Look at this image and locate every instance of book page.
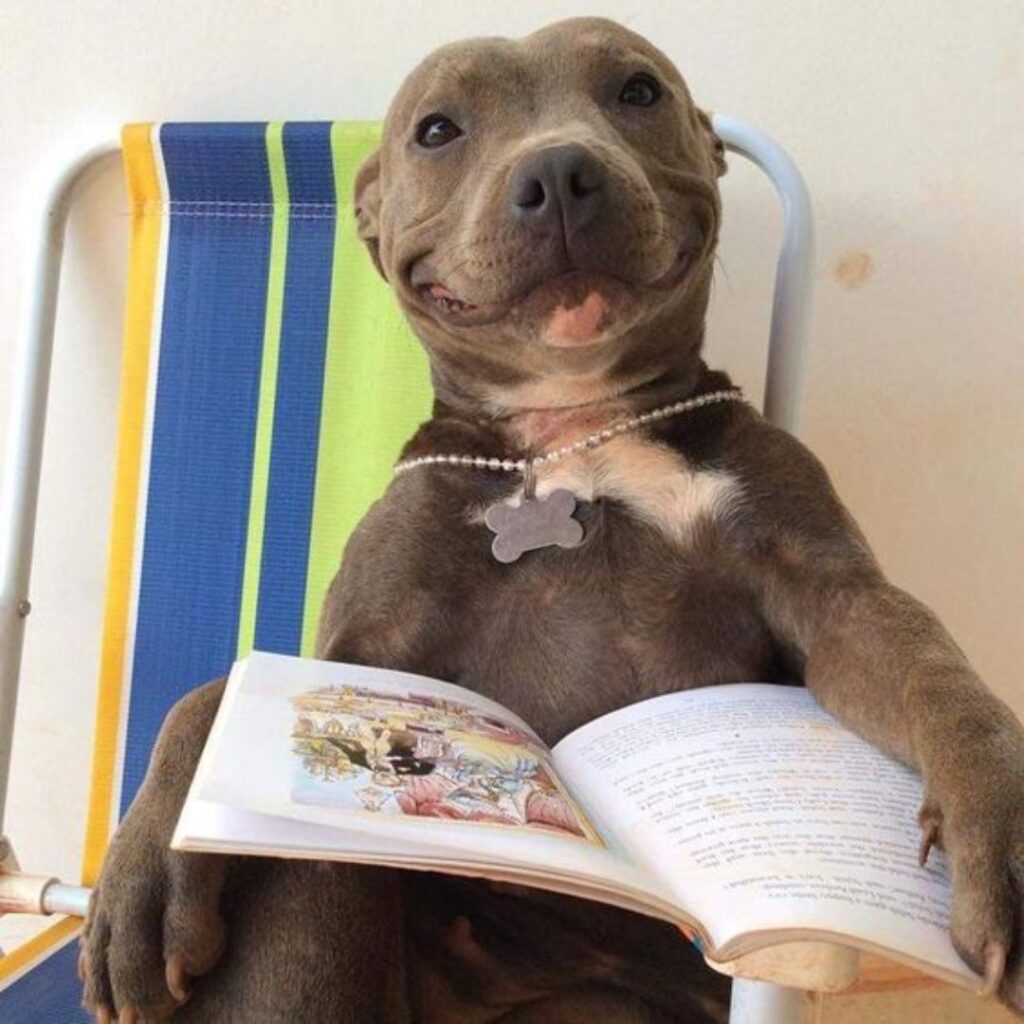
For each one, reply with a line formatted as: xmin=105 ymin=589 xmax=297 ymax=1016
xmin=174 ymin=652 xmax=670 ymax=915
xmin=175 ymin=798 xmax=680 ymax=922
xmin=553 ymin=684 xmax=977 ymax=983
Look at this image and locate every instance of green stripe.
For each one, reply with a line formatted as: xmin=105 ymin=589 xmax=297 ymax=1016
xmin=237 ymin=122 xmax=290 ymax=657
xmin=301 ymin=122 xmax=432 ymax=655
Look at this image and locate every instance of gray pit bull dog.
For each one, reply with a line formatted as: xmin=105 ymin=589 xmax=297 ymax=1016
xmin=81 ymin=16 xmax=1024 ymax=1023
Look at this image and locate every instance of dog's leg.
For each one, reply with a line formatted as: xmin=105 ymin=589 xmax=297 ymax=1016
xmin=173 ymin=859 xmax=408 ymax=1023
xmin=82 ymin=679 xmax=230 ymax=1021
xmin=801 ymin=582 xmax=1023 ymax=1005
xmin=743 ymin=428 xmax=1024 ymax=1011
xmin=496 ymin=986 xmax=701 ymax=1023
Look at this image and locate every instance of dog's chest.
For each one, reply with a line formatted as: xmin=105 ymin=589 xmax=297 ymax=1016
xmin=448 ymin=439 xmax=776 ymax=742
xmin=500 ymin=434 xmax=740 ymax=547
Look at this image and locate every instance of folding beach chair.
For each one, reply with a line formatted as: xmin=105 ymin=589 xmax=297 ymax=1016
xmin=0 ymin=117 xmax=813 ymax=1023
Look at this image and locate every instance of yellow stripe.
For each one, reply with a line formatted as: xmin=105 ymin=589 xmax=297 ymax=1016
xmin=81 ymin=124 xmax=163 ymax=885
xmin=0 ymin=918 xmax=81 ymax=985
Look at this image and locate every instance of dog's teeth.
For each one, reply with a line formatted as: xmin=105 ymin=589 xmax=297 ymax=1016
xmin=424 ymin=284 xmax=475 ymax=315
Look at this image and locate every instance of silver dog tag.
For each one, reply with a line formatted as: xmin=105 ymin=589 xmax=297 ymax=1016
xmin=484 ymin=489 xmax=584 ymax=563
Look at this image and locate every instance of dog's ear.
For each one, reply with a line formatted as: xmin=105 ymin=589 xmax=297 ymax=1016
xmin=353 ymin=149 xmax=386 ymax=280
xmin=696 ymin=109 xmax=727 ymax=178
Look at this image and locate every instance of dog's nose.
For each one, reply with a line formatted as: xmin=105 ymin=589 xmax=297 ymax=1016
xmin=508 ymin=144 xmax=605 ymax=235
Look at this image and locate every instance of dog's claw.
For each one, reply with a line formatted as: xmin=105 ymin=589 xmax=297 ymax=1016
xmin=918 ymin=819 xmax=940 ymax=867
xmin=95 ymin=1007 xmax=113 ymax=1024
xmin=979 ymin=940 xmax=1006 ymax=998
xmin=166 ymin=951 xmax=191 ymax=1004
xmin=78 ymin=947 xmax=88 ymax=982
xmin=118 ymin=1008 xmax=139 ymax=1024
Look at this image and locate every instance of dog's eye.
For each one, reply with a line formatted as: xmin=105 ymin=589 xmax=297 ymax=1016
xmin=619 ymin=73 xmax=662 ymax=108
xmin=415 ymin=114 xmax=463 ymax=149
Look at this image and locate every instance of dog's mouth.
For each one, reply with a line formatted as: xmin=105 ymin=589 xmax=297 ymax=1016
xmin=422 ymin=282 xmax=479 ymax=316
xmin=650 ymin=246 xmax=697 ymax=291
xmin=412 ymin=244 xmax=699 ymax=335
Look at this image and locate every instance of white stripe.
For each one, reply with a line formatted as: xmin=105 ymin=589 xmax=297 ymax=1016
xmin=109 ymin=123 xmax=171 ymax=827
xmin=0 ymin=922 xmax=82 ymax=992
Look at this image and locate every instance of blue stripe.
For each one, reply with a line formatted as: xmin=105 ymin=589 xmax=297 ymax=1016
xmin=0 ymin=941 xmax=90 ymax=1023
xmin=121 ymin=123 xmax=272 ymax=814
xmin=253 ymin=123 xmax=335 ymax=653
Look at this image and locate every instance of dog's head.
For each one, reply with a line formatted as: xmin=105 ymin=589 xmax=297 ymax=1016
xmin=355 ymin=17 xmax=726 ymax=412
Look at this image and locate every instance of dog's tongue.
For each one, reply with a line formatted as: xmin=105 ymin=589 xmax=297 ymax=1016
xmin=545 ymin=291 xmax=610 ymax=346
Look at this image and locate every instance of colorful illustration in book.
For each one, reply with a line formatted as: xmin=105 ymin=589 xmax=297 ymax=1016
xmin=290 ymin=683 xmax=600 ymax=843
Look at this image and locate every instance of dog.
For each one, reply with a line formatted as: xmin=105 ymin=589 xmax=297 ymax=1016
xmin=80 ymin=17 xmax=1024 ymax=1022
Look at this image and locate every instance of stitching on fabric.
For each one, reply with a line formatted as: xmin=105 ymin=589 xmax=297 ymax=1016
xmin=164 ymin=211 xmax=337 ymax=220
xmin=136 ymin=199 xmax=333 ymax=209
xmin=171 ymin=200 xmax=336 ymax=208
xmin=135 ymin=200 xmax=339 ymax=218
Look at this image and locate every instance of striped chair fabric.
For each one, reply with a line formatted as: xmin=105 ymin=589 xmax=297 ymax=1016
xmin=0 ymin=121 xmax=432 ymax=1021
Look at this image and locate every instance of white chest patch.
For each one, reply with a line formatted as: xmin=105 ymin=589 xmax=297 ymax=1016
xmin=474 ymin=436 xmax=741 ymax=547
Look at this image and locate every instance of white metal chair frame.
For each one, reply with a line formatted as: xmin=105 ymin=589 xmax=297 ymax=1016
xmin=0 ymin=115 xmax=814 ymax=1023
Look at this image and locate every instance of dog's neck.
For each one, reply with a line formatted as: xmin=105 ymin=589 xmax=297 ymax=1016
xmin=431 ymin=355 xmax=716 ymax=457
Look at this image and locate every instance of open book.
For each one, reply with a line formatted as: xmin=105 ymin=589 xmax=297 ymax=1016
xmin=173 ymin=651 xmax=979 ymax=992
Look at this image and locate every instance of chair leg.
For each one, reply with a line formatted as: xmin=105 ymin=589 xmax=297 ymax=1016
xmin=0 ymin=138 xmax=119 ymax=835
xmin=729 ymin=977 xmax=812 ymax=1023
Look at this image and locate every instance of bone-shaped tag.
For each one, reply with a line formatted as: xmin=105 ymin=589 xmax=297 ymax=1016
xmin=484 ymin=488 xmax=585 ymax=564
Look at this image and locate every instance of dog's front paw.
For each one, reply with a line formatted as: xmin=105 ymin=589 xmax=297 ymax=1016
xmin=920 ymin=782 xmax=1024 ymax=1013
xmin=80 ymin=679 xmax=229 ymax=1022
xmin=81 ymin=830 xmax=227 ymax=1022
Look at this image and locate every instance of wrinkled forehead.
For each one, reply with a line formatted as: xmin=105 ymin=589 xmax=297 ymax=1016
xmin=382 ymin=24 xmax=693 ymax=145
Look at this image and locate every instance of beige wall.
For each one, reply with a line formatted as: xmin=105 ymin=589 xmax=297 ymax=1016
xmin=0 ymin=0 xmax=1020 ymax=923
